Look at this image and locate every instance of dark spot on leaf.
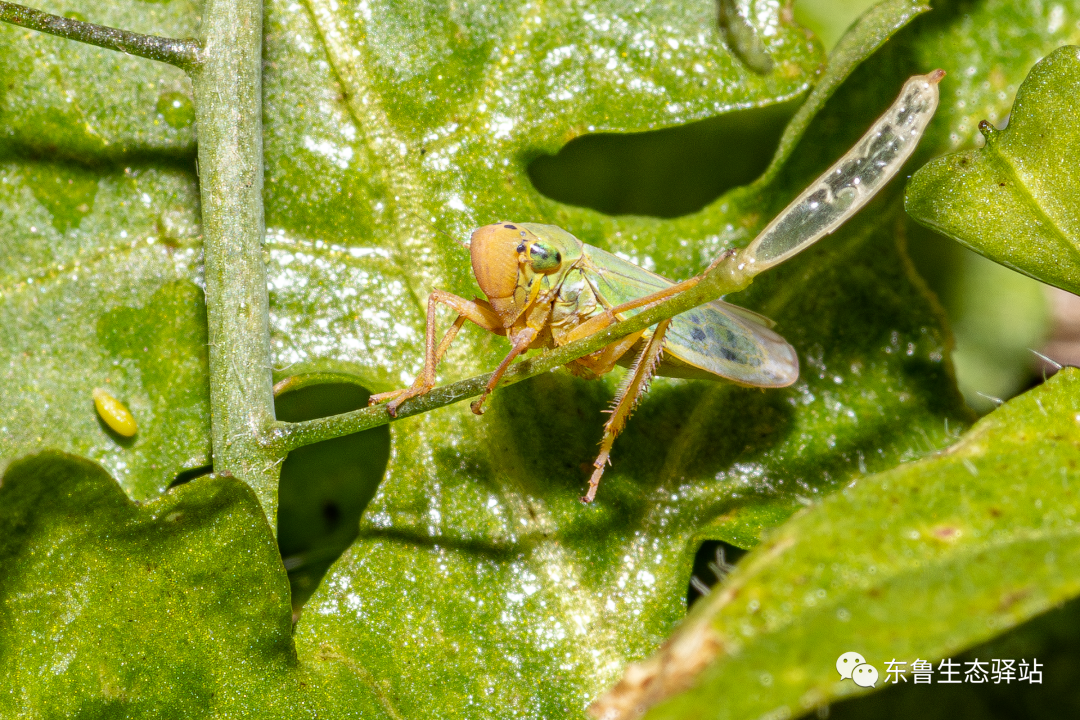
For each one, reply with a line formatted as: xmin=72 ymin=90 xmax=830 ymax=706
xmin=504 ymin=224 xmax=517 ymax=229
xmin=691 ymin=327 xmax=706 ymax=342
xmin=998 ymin=587 xmax=1033 ymax=611
xmin=168 ymin=464 xmax=214 ymax=489
xmin=933 ymin=525 xmax=962 ymax=540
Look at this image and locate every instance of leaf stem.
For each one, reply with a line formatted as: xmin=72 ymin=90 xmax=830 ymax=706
xmin=263 ymin=258 xmax=754 ymax=454
xmin=0 ymin=0 xmax=200 ymax=69
xmin=192 ymin=0 xmax=279 ymax=519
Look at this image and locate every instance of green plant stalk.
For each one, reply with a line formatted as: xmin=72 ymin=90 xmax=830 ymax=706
xmin=0 ymin=0 xmax=199 ymax=69
xmin=190 ymin=0 xmax=280 ymax=520
xmin=264 ymin=256 xmax=754 ymax=453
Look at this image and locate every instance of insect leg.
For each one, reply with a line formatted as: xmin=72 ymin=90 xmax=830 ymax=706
xmin=370 ymin=290 xmax=503 ymax=416
xmin=607 ymin=275 xmax=703 ymax=316
xmin=469 ymin=301 xmax=553 ymax=415
xmin=582 ymin=317 xmax=672 ymax=503
xmin=468 ymin=334 xmax=535 ymax=415
xmin=381 ymin=313 xmax=468 ymax=415
xmin=567 ymin=273 xmax=703 ymax=348
xmin=570 ymin=329 xmax=646 ymax=377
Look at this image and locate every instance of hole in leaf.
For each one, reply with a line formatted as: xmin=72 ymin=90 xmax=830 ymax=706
xmin=528 ymin=100 xmax=798 ymax=218
xmin=687 ymin=539 xmax=749 ymax=608
xmin=274 ymin=374 xmax=391 ymax=619
xmin=168 ymin=464 xmax=213 ymax=489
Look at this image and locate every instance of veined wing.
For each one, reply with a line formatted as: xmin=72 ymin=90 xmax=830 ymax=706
xmin=581 ymin=244 xmax=798 ymax=388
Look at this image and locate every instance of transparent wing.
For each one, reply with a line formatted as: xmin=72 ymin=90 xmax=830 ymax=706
xmin=583 ymin=245 xmax=798 ymax=387
xmin=741 ymin=70 xmax=944 ymax=271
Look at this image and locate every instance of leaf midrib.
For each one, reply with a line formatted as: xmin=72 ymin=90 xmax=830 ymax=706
xmin=986 ymin=138 xmax=1080 ymax=267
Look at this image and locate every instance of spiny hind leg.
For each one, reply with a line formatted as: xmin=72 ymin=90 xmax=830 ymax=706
xmin=369 ymin=290 xmax=503 ymax=416
xmin=582 ymin=318 xmax=671 ymax=503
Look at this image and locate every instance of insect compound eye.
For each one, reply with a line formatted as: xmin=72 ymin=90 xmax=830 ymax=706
xmin=528 ymin=242 xmax=562 ymax=273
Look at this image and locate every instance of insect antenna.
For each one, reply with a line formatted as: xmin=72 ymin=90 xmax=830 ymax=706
xmin=431 ymin=219 xmax=472 ymax=250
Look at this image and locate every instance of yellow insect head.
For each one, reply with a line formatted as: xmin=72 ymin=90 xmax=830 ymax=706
xmin=469 ymin=222 xmax=581 ymax=328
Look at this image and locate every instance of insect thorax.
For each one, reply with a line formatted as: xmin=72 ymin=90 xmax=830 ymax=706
xmin=548 ymin=267 xmax=603 ymax=346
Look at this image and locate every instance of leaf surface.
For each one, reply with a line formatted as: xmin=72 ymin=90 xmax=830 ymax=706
xmin=0 ymin=452 xmax=353 ymax=718
xmin=906 ymin=45 xmax=1080 ymax=295
xmin=2 ymin=0 xmax=1078 ymax=716
xmin=598 ymin=368 xmax=1080 ymax=720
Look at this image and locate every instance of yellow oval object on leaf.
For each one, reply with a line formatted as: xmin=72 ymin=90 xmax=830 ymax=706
xmin=93 ymin=388 xmax=138 ymax=437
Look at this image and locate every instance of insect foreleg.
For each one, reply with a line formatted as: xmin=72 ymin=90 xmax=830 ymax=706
xmin=380 ymin=312 xmax=469 ymax=415
xmin=582 ymin=317 xmax=672 ymax=503
xmin=370 ymin=290 xmax=503 ymax=416
xmin=468 ymin=334 xmax=534 ymax=415
xmin=469 ymin=301 xmax=552 ymax=415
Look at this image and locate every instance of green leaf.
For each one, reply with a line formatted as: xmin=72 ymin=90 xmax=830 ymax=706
xmin=4 ymin=0 xmax=1080 ymax=716
xmin=1 ymin=3 xmax=209 ymax=499
xmin=793 ymin=0 xmax=882 ymax=50
xmin=789 ymin=0 xmax=1078 ymax=414
xmin=260 ymin=0 xmax=827 ymax=381
xmin=0 ymin=452 xmax=337 ymax=717
xmin=906 ymin=45 xmax=1080 ymax=295
xmin=830 ymin=591 xmax=1080 ymax=717
xmin=760 ymin=0 xmax=931 ymax=184
xmin=0 ymin=162 xmax=210 ymax=499
xmin=592 ymin=367 xmax=1080 ymax=720
xmin=0 ymin=1 xmax=198 ymax=159
xmin=292 ymin=203 xmax=969 ymax=717
xmin=274 ymin=375 xmax=391 ymax=615
xmin=262 ymin=0 xmax=983 ymax=712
